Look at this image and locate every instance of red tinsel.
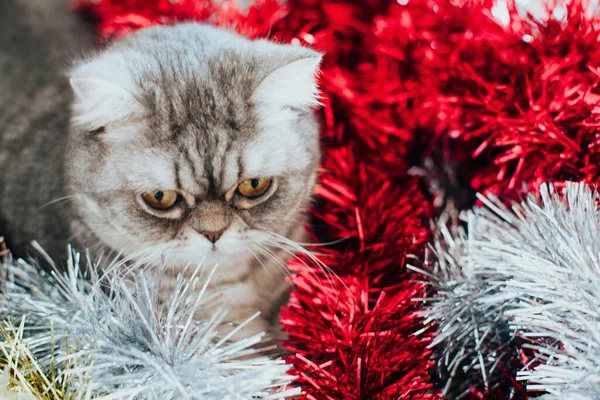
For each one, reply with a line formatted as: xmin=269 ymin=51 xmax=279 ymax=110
xmin=404 ymin=0 xmax=600 ymax=198
xmin=72 ymin=0 xmax=286 ymax=40
xmin=281 ymin=156 xmax=435 ymax=399
xmin=71 ymin=0 xmax=600 ymax=398
xmin=269 ymin=2 xmax=440 ymax=397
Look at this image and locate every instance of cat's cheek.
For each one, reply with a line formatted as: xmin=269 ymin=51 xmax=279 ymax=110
xmin=235 ymin=209 xmax=264 ymax=232
xmin=237 ymin=183 xmax=302 ymax=232
xmin=104 ymin=206 xmax=183 ymax=249
xmin=215 ymin=225 xmax=250 ymax=253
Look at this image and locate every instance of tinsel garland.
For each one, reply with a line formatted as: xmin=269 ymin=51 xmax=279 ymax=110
xmin=407 ymin=0 xmax=600 ymax=397
xmin=0 ymin=246 xmax=299 ymax=399
xmin=408 ymin=0 xmax=600 ymax=199
xmin=415 ymin=213 xmax=526 ymax=399
xmin=421 ymin=182 xmax=600 ymax=399
xmin=3 ymin=0 xmax=597 ymax=398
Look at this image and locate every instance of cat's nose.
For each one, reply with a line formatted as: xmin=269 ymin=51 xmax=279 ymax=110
xmin=201 ymin=229 xmax=225 ymax=244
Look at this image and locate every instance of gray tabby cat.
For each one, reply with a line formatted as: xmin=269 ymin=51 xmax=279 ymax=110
xmin=0 ymin=0 xmax=322 ymax=337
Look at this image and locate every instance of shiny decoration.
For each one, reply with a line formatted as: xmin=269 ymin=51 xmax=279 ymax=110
xmin=72 ymin=0 xmax=286 ymax=41
xmin=420 ymin=213 xmax=527 ymax=399
xmin=281 ymin=155 xmax=437 ymax=399
xmin=423 ymin=182 xmax=600 ymax=399
xmin=398 ymin=0 xmax=600 ymax=200
xmin=0 ymin=246 xmax=299 ymax=399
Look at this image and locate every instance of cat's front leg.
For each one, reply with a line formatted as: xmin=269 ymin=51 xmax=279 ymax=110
xmin=203 ymin=265 xmax=290 ymax=342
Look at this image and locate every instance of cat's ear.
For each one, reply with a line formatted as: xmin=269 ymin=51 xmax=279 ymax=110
xmin=69 ymin=55 xmax=142 ymax=130
xmin=252 ymin=53 xmax=323 ymax=110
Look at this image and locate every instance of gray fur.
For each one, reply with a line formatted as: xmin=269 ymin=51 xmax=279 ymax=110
xmin=0 ymin=8 xmax=321 ymax=337
xmin=0 ymin=0 xmax=96 ymax=260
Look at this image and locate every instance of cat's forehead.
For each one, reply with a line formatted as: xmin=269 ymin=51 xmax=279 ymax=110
xmin=122 ymin=46 xmax=318 ymax=194
xmin=138 ymin=57 xmax=257 ymax=140
xmin=134 ymin=66 xmax=257 ymax=194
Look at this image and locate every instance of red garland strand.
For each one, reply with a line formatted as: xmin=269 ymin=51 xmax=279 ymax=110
xmin=268 ymin=2 xmax=439 ymax=397
xmin=404 ymin=0 xmax=600 ymax=199
xmin=71 ymin=0 xmax=286 ymax=40
xmin=280 ymin=154 xmax=436 ymax=399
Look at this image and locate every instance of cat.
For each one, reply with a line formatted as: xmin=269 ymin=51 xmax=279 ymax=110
xmin=0 ymin=0 xmax=323 ymax=338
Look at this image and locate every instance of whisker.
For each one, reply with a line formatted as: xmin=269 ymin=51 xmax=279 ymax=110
xmin=255 ymin=243 xmax=292 ymax=274
xmin=258 ymin=231 xmax=356 ymax=302
xmin=292 ymin=237 xmax=349 ymax=247
xmin=250 ymin=237 xmax=349 ymax=319
xmin=262 ymin=236 xmax=336 ymax=289
xmin=246 ymin=245 xmax=276 ymax=278
xmin=39 ymin=195 xmax=78 ymax=209
xmin=249 ymin=241 xmax=292 ymax=278
xmin=263 ymin=232 xmax=333 ymax=272
xmin=100 ymin=247 xmax=160 ymax=280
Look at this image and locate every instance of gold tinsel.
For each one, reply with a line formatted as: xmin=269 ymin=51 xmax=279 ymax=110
xmin=0 ymin=318 xmax=72 ymax=400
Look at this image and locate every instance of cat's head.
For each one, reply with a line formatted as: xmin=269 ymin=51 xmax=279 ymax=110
xmin=65 ymin=24 xmax=322 ymax=270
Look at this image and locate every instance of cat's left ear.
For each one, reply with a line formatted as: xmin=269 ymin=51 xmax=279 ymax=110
xmin=68 ymin=53 xmax=142 ymax=131
xmin=252 ymin=51 xmax=323 ymax=110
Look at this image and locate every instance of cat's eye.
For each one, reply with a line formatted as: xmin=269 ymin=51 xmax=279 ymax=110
xmin=237 ymin=178 xmax=272 ymax=199
xmin=142 ymin=190 xmax=179 ymax=210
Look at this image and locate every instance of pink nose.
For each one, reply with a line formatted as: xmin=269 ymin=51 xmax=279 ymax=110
xmin=202 ymin=230 xmax=225 ymax=243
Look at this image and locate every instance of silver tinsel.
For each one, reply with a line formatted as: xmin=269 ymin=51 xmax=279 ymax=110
xmin=418 ymin=182 xmax=600 ymax=399
xmin=485 ymin=183 xmax=600 ymax=399
xmin=412 ymin=212 xmax=523 ymax=399
xmin=0 ymin=246 xmax=299 ymax=399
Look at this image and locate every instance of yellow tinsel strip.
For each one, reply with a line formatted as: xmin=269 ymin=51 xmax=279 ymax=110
xmin=0 ymin=318 xmax=71 ymax=400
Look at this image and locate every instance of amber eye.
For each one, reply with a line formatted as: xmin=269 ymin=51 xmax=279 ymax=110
xmin=237 ymin=178 xmax=272 ymax=199
xmin=142 ymin=190 xmax=179 ymax=210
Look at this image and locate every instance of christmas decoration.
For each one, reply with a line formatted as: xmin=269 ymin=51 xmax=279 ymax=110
xmin=422 ymin=182 xmax=600 ymax=399
xmin=414 ymin=213 xmax=525 ymax=399
xmin=406 ymin=0 xmax=600 ymax=199
xmin=72 ymin=0 xmax=286 ymax=41
xmin=280 ymin=155 xmax=436 ymax=399
xmin=0 ymin=319 xmax=67 ymax=400
xmin=0 ymin=245 xmax=298 ymax=399
xmin=1 ymin=0 xmax=596 ymax=398
xmin=406 ymin=0 xmax=600 ymax=396
xmin=495 ymin=183 xmax=600 ymax=399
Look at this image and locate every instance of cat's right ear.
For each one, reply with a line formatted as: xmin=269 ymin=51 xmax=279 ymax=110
xmin=69 ymin=56 xmax=142 ymax=132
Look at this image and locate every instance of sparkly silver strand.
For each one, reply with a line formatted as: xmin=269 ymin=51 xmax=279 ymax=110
xmin=411 ymin=212 xmax=521 ymax=399
xmin=0 ymin=247 xmax=299 ymax=399
xmin=417 ymin=182 xmax=600 ymax=399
